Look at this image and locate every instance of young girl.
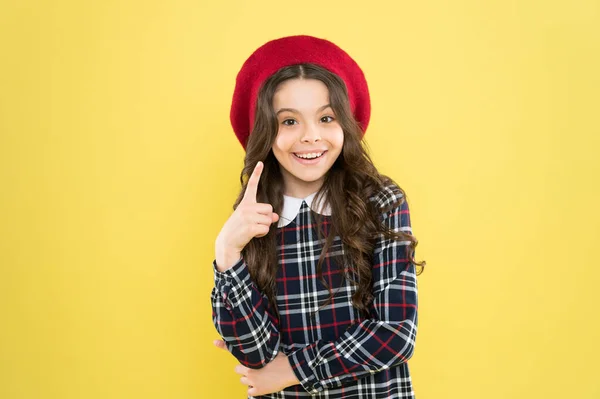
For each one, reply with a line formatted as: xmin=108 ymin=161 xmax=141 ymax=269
xmin=211 ymin=35 xmax=425 ymax=398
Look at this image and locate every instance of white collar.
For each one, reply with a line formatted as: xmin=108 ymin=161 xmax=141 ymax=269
xmin=278 ymin=191 xmax=332 ymax=228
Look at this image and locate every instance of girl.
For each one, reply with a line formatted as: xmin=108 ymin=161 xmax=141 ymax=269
xmin=211 ymin=35 xmax=425 ymax=398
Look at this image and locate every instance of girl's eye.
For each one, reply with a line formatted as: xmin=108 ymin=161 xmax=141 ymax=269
xmin=321 ymin=116 xmax=335 ymax=123
xmin=282 ymin=119 xmax=297 ymax=126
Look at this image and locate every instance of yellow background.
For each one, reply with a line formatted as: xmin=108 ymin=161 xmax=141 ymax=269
xmin=1 ymin=0 xmax=599 ymax=398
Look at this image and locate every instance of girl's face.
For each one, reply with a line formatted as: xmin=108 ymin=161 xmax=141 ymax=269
xmin=271 ymin=78 xmax=344 ymax=198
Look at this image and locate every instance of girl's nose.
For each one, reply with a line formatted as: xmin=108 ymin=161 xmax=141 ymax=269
xmin=301 ymin=124 xmax=321 ymax=143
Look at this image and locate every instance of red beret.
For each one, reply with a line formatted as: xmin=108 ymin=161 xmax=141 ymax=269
xmin=230 ymin=35 xmax=371 ymax=150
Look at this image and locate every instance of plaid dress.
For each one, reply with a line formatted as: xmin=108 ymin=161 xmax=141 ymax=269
xmin=211 ymin=182 xmax=418 ymax=398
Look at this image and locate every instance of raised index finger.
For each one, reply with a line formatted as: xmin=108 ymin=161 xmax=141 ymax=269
xmin=242 ymin=161 xmax=263 ymax=203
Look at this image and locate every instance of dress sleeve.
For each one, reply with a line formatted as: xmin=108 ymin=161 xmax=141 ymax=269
xmin=211 ymin=257 xmax=281 ymax=368
xmin=287 ymin=188 xmax=418 ymax=394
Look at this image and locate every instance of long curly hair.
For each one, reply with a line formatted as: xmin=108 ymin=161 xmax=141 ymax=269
xmin=232 ymin=63 xmax=425 ymax=319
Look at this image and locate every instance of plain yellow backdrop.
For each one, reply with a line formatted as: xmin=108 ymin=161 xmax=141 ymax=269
xmin=1 ymin=0 xmax=599 ymax=398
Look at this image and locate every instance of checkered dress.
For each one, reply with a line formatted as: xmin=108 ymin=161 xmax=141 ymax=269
xmin=211 ymin=183 xmax=418 ymax=398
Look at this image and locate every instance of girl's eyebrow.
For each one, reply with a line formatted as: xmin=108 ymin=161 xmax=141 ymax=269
xmin=276 ymin=103 xmax=332 ymax=115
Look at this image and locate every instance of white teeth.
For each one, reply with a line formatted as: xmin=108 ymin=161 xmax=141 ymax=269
xmin=295 ymin=152 xmax=324 ymax=159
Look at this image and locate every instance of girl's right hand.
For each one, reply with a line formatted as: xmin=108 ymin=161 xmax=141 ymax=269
xmin=214 ymin=161 xmax=279 ymax=272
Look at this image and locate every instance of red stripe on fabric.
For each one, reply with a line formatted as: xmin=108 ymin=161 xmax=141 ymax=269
xmin=326 ymin=250 xmax=340 ymax=339
xmin=333 ymin=345 xmax=351 ymax=374
xmin=357 ymin=322 xmax=408 ymax=363
xmin=280 ymin=228 xmax=293 ymax=343
xmin=372 ymin=258 xmax=409 ymax=269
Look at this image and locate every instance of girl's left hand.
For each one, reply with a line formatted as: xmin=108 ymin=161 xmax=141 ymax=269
xmin=213 ymin=340 xmax=300 ymax=396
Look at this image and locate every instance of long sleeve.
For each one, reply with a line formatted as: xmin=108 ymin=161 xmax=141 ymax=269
xmin=287 ymin=194 xmax=418 ymax=395
xmin=211 ymin=257 xmax=281 ymax=368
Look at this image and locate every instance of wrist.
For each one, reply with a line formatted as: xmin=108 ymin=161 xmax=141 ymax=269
xmin=215 ymin=241 xmax=241 ymax=272
xmin=215 ymin=251 xmax=242 ymax=272
xmin=215 ymin=234 xmax=241 ymax=272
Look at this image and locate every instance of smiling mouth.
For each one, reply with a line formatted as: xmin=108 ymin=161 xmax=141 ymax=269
xmin=293 ymin=151 xmax=326 ymax=160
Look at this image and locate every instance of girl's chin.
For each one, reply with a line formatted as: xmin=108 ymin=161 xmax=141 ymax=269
xmin=288 ymin=171 xmax=326 ymax=184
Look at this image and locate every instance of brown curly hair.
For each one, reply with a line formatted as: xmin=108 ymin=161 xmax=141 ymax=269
xmin=232 ymin=63 xmax=425 ymax=319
